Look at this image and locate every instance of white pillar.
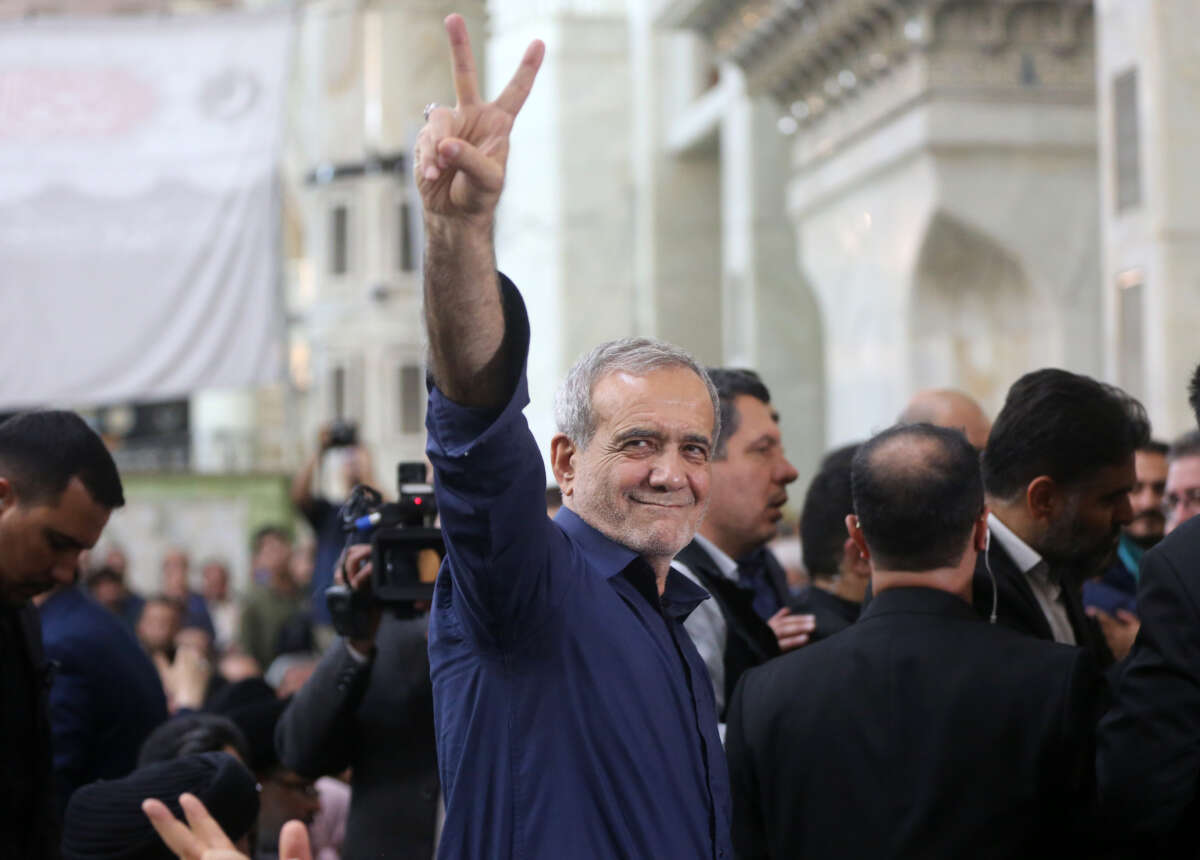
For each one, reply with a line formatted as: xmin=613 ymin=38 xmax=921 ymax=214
xmin=1097 ymin=0 xmax=1200 ymax=437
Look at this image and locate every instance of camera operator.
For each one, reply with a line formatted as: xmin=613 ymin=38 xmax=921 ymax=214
xmin=290 ymin=423 xmax=374 ymax=641
xmin=274 ymin=540 xmax=439 ymax=858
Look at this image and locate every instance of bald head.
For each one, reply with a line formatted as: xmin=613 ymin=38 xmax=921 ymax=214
xmin=899 ymin=389 xmax=991 ymax=449
xmin=851 ymin=423 xmax=985 ymax=571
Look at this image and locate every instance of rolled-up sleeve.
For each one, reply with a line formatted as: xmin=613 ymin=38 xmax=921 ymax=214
xmin=425 ymin=274 xmax=569 ymax=649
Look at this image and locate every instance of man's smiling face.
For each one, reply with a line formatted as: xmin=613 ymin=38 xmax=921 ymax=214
xmin=564 ymin=366 xmax=713 ymax=566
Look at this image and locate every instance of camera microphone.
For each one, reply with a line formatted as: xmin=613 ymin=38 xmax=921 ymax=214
xmin=353 ymin=511 xmax=387 ymax=532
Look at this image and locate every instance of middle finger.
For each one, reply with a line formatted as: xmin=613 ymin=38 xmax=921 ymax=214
xmin=179 ymin=793 xmax=235 ymax=850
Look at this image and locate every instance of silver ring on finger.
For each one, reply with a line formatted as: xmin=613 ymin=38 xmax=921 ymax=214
xmin=423 ymin=101 xmax=439 ymax=122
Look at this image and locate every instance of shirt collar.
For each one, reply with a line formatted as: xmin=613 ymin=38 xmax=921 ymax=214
xmin=692 ymin=533 xmax=740 ymax=582
xmin=859 ymin=585 xmax=978 ymax=623
xmin=554 ymin=506 xmax=710 ymax=620
xmin=554 ymin=506 xmax=638 ymax=578
xmin=987 ymin=512 xmax=1044 ymax=576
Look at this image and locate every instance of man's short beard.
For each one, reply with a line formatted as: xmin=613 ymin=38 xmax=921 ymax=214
xmin=1039 ymin=494 xmax=1121 ymax=583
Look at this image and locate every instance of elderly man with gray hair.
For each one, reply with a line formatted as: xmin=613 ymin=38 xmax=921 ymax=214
xmin=336 ymin=14 xmax=731 ymax=860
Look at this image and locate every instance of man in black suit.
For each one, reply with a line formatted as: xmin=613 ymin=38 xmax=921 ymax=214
xmin=0 ymin=411 xmax=125 ymax=857
xmin=276 ymin=542 xmax=440 ymax=858
xmin=973 ymin=369 xmax=1150 ymax=665
xmin=791 ymin=444 xmax=868 ymax=640
xmin=1098 ymin=363 xmax=1200 ymax=854
xmin=726 ymin=423 xmax=1107 ymax=859
xmin=673 ymin=368 xmax=812 ymax=721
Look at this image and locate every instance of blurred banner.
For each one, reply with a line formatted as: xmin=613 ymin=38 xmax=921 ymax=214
xmin=0 ymin=8 xmax=293 ymax=409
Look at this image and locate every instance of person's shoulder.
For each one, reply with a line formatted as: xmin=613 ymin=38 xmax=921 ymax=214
xmin=968 ymin=619 xmax=1089 ymax=677
xmin=42 ymin=589 xmax=106 ymax=634
xmin=45 ymin=595 xmax=144 ymax=664
xmin=740 ymin=628 xmax=851 ymax=697
xmin=1149 ymin=516 xmax=1200 ymax=570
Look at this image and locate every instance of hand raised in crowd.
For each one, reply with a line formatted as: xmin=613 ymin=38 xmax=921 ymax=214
xmin=1087 ymin=606 xmax=1141 ymax=662
xmin=153 ymin=641 xmax=213 ymax=714
xmin=164 ymin=644 xmax=213 ymax=713
xmin=336 ymin=542 xmax=382 ymax=655
xmin=768 ymin=607 xmax=817 ymax=652
xmin=414 ymin=14 xmax=544 ymax=225
xmin=143 ymin=792 xmax=311 ymax=860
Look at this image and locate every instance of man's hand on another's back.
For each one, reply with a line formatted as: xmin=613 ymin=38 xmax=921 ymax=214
xmin=768 ymin=608 xmax=816 ymax=652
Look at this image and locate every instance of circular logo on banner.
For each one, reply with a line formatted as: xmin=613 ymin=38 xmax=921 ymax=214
xmin=197 ymin=68 xmax=260 ymax=123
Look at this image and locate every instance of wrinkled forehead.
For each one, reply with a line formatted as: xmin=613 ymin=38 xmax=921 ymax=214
xmin=590 ymin=367 xmax=716 ymax=434
xmin=1167 ymin=454 xmax=1200 ymax=489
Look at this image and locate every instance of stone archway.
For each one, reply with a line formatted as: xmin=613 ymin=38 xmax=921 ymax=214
xmin=909 ymin=211 xmax=1056 ymax=416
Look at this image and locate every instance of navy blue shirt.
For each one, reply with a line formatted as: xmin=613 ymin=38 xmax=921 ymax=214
xmin=426 ymin=277 xmax=732 ymax=859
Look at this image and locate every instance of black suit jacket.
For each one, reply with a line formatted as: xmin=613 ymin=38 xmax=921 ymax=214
xmin=1098 ymin=515 xmax=1200 ymax=855
xmin=972 ymin=534 xmax=1114 ymax=667
xmin=727 ymin=586 xmax=1106 ymax=859
xmin=0 ymin=604 xmax=58 ymax=858
xmin=276 ymin=613 xmax=438 ymax=859
xmin=675 ymin=541 xmax=780 ymax=715
xmin=789 ymin=585 xmax=859 ymax=641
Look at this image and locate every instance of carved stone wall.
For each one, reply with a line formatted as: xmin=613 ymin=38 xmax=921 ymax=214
xmin=664 ymin=0 xmax=1104 ymax=444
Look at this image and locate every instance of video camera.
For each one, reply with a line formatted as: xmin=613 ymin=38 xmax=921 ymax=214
xmin=325 ymin=462 xmax=442 ymax=639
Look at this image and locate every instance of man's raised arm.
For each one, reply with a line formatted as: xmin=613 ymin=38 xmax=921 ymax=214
xmin=414 ymin=15 xmax=543 ymax=409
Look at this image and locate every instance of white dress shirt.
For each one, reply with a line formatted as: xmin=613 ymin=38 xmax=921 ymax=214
xmin=673 ymin=534 xmax=740 ymax=728
xmin=987 ymin=513 xmax=1076 ymax=646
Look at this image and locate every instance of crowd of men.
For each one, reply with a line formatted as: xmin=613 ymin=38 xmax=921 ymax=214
xmin=5 ymin=13 xmax=1200 ymax=860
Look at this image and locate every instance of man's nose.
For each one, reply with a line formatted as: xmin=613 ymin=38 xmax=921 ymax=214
xmin=776 ymin=454 xmax=800 ymax=485
xmin=648 ymin=451 xmax=689 ymax=490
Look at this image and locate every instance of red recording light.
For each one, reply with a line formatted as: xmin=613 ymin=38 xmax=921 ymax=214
xmin=414 ymin=497 xmax=423 ymax=505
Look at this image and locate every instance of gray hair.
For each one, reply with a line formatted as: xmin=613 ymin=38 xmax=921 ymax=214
xmin=553 ymin=337 xmax=720 ymax=448
xmin=1168 ymin=429 xmax=1200 ymax=464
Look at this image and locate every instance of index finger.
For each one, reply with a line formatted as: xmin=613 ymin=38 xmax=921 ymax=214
xmin=143 ymin=798 xmax=204 ymax=859
xmin=494 ymin=38 xmax=546 ymax=117
xmin=444 ymin=14 xmax=480 ymax=106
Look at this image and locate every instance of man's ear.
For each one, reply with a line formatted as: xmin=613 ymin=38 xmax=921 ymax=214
xmin=549 ymin=434 xmax=578 ymax=495
xmin=840 ymin=535 xmax=871 ymax=577
xmin=974 ymin=511 xmax=990 ymax=553
xmin=844 ymin=514 xmax=870 ymax=560
xmin=1026 ymin=476 xmax=1059 ymax=522
xmin=0 ymin=477 xmax=12 ymax=510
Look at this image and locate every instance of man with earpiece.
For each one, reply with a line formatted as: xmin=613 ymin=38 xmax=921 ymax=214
xmin=973 ymin=369 xmax=1149 ymax=667
xmin=725 ymin=422 xmax=1108 ymax=859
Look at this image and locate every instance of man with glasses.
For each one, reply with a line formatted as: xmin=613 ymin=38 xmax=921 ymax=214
xmin=208 ymin=679 xmax=320 ymax=859
xmin=1163 ymin=430 xmax=1200 ymax=534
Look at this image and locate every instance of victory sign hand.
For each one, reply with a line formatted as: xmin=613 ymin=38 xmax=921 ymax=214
xmin=414 ymin=14 xmax=544 ymax=225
